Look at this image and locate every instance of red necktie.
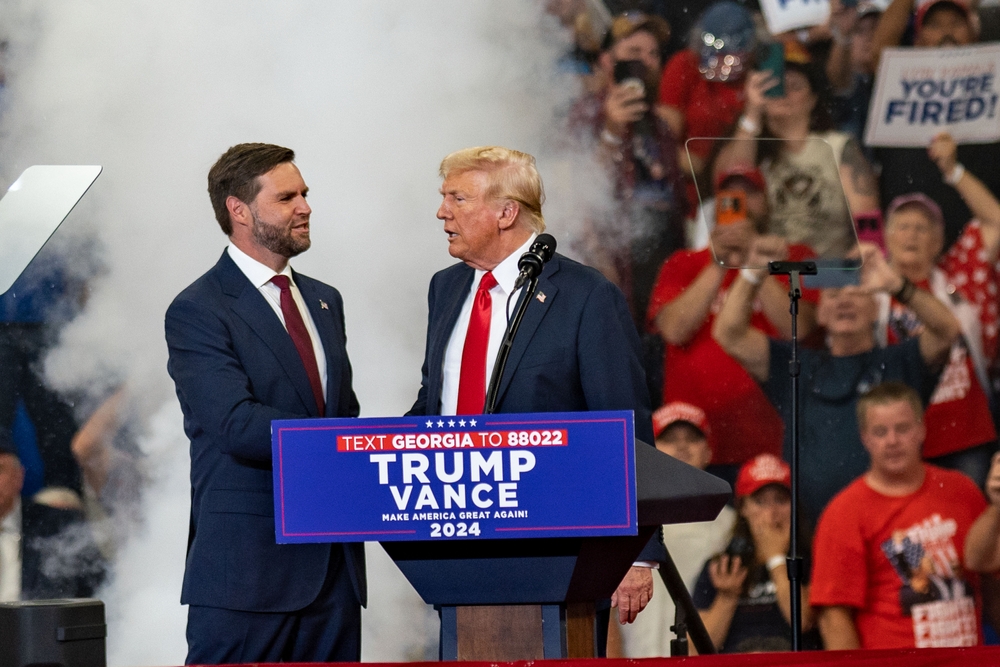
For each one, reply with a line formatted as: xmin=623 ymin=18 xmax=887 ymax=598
xmin=270 ymin=275 xmax=325 ymax=415
xmin=457 ymin=271 xmax=497 ymax=415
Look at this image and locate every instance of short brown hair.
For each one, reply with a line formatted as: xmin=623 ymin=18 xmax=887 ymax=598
xmin=439 ymin=146 xmax=546 ymax=233
xmin=208 ymin=143 xmax=295 ymax=234
xmin=856 ymin=382 xmax=924 ymax=431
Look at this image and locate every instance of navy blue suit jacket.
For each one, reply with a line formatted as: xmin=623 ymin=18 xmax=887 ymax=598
xmin=165 ymin=250 xmax=365 ymax=613
xmin=408 ymin=253 xmax=663 ymax=561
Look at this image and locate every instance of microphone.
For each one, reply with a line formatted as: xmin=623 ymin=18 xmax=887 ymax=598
xmin=513 ymin=234 xmax=557 ymax=289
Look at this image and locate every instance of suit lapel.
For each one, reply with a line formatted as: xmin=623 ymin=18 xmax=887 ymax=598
xmin=217 ymin=252 xmax=319 ymax=416
xmin=297 ymin=275 xmax=341 ymax=418
xmin=494 ymin=258 xmax=561 ymax=406
xmin=428 ymin=266 xmax=475 ymax=413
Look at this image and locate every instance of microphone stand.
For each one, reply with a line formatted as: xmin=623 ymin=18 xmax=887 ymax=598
xmin=484 ymin=274 xmax=540 ymax=414
xmin=767 ymin=259 xmax=815 ymax=652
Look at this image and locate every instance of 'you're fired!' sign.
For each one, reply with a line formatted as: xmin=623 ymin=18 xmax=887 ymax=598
xmin=865 ymin=44 xmax=1000 ymax=147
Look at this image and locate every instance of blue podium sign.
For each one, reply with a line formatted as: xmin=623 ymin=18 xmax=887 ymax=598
xmin=271 ymin=410 xmax=637 ymax=543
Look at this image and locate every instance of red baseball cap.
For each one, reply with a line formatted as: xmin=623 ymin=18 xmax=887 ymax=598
xmin=916 ymin=0 xmax=972 ymax=33
xmin=652 ymin=402 xmax=712 ymax=444
xmin=715 ymin=164 xmax=767 ymax=192
xmin=735 ymin=454 xmax=791 ymax=499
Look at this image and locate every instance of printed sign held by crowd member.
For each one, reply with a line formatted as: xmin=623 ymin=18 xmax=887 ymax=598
xmin=759 ymin=0 xmax=831 ymax=35
xmin=866 ymin=44 xmax=1000 ymax=147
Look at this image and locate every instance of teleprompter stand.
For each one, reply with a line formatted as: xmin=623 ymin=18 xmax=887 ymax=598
xmin=767 ymin=260 xmax=817 ymax=652
xmin=381 ymin=442 xmax=730 ymax=660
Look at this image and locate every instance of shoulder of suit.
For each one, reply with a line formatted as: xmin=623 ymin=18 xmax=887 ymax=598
xmin=168 ymin=261 xmax=227 ymax=310
xmin=545 ymin=253 xmax=614 ymax=290
xmin=429 ymin=262 xmax=473 ymax=289
xmin=294 ymin=270 xmax=341 ymax=296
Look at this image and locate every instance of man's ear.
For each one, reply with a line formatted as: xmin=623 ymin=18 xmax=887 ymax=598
xmin=497 ymin=200 xmax=520 ymax=231
xmin=227 ymin=195 xmax=251 ymax=232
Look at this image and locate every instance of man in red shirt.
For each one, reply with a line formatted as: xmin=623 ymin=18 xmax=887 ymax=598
xmin=812 ymin=382 xmax=986 ymax=649
xmin=647 ymin=166 xmax=816 ymax=483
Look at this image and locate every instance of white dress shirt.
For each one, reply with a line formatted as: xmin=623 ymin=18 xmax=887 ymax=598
xmin=0 ymin=500 xmax=21 ymax=602
xmin=227 ymin=244 xmax=328 ymax=397
xmin=440 ymin=234 xmax=535 ymax=416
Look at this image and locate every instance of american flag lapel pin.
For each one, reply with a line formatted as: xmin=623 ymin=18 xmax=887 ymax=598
xmin=536 ymin=292 xmax=546 ymax=303
xmin=319 ymin=299 xmax=329 ymax=310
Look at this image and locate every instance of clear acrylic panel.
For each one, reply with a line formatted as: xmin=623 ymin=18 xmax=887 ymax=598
xmin=685 ymin=137 xmax=861 ymax=286
xmin=0 ymin=165 xmax=102 ymax=295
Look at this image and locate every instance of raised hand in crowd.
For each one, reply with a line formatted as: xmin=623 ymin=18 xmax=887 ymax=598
xmin=709 ymin=554 xmax=749 ymax=599
xmin=735 ymin=70 xmax=780 ymax=139
xmin=604 ymin=82 xmax=649 ymax=139
xmin=928 ymin=132 xmax=1000 ymax=258
xmin=827 ymin=0 xmax=860 ymax=91
xmin=711 ymin=218 xmax=754 ymax=268
xmin=744 ymin=234 xmax=790 ymax=278
xmin=700 ymin=553 xmax=749 ymax=649
xmin=858 ymin=242 xmax=959 ymax=364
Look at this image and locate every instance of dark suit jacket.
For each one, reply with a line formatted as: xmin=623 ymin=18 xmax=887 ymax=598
xmin=165 ymin=250 xmax=365 ymax=613
xmin=408 ymin=253 xmax=663 ymax=561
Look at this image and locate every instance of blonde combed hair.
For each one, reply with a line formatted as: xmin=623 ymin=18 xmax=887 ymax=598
xmin=439 ymin=146 xmax=546 ymax=233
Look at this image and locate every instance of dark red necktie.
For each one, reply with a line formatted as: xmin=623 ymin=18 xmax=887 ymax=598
xmin=270 ymin=275 xmax=325 ymax=415
xmin=457 ymin=271 xmax=497 ymax=415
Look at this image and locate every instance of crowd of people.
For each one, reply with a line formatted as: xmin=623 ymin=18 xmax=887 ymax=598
xmin=554 ymin=0 xmax=1000 ymax=656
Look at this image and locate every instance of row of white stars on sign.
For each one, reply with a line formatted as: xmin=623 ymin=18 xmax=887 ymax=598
xmin=425 ymin=419 xmax=478 ymax=428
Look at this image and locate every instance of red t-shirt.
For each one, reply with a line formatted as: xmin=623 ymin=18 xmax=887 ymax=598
xmin=885 ymin=223 xmax=998 ymax=458
xmin=811 ymin=465 xmax=986 ymax=649
xmin=646 ymin=246 xmax=817 ymax=465
xmin=658 ymin=49 xmax=745 ymax=160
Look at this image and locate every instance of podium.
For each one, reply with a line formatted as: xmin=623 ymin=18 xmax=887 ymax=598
xmin=380 ymin=442 xmax=730 ymax=660
xmin=272 ymin=412 xmax=731 ymax=661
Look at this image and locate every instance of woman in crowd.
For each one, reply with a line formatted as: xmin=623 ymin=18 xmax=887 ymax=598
xmin=693 ymin=454 xmax=821 ymax=652
xmin=714 ymin=40 xmax=880 ymax=259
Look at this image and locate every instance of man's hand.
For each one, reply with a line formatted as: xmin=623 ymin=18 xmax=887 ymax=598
xmin=744 ymin=508 xmax=790 ymax=562
xmin=858 ymin=242 xmax=903 ymax=294
xmin=708 ymin=554 xmax=748 ymax=599
xmin=611 ymin=565 xmax=653 ymax=624
xmin=604 ymin=83 xmax=648 ymax=138
xmin=747 ymin=234 xmax=789 ymax=267
xmin=928 ymin=132 xmax=958 ymax=177
xmin=829 ymin=0 xmax=859 ymax=39
xmin=742 ymin=71 xmax=780 ymax=124
xmin=0 ymin=453 xmax=24 ymax=520
xmin=711 ymin=221 xmax=753 ymax=267
xmin=741 ymin=234 xmax=789 ymax=283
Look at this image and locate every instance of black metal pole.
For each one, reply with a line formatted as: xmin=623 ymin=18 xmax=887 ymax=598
xmin=659 ymin=547 xmax=715 ymax=655
xmin=484 ymin=275 xmax=539 ymax=414
xmin=767 ymin=260 xmax=815 ymax=652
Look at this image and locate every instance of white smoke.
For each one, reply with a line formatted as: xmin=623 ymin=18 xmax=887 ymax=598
xmin=0 ymin=1 xmax=613 ymax=663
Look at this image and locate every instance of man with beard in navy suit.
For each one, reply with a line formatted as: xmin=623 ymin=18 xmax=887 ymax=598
xmin=408 ymin=145 xmax=664 ymax=630
xmin=165 ymin=143 xmax=364 ymax=664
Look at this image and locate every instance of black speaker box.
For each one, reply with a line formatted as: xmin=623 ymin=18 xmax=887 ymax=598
xmin=0 ymin=599 xmax=106 ymax=667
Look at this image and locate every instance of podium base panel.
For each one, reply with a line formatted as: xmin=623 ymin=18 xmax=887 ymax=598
xmin=441 ymin=602 xmax=596 ymax=660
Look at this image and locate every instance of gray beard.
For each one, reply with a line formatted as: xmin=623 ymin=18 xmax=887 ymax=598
xmin=251 ymin=209 xmax=310 ymax=258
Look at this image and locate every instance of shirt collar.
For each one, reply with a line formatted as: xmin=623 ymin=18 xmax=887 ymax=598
xmin=227 ymin=243 xmax=294 ymax=289
xmin=478 ymin=233 xmax=537 ymax=294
